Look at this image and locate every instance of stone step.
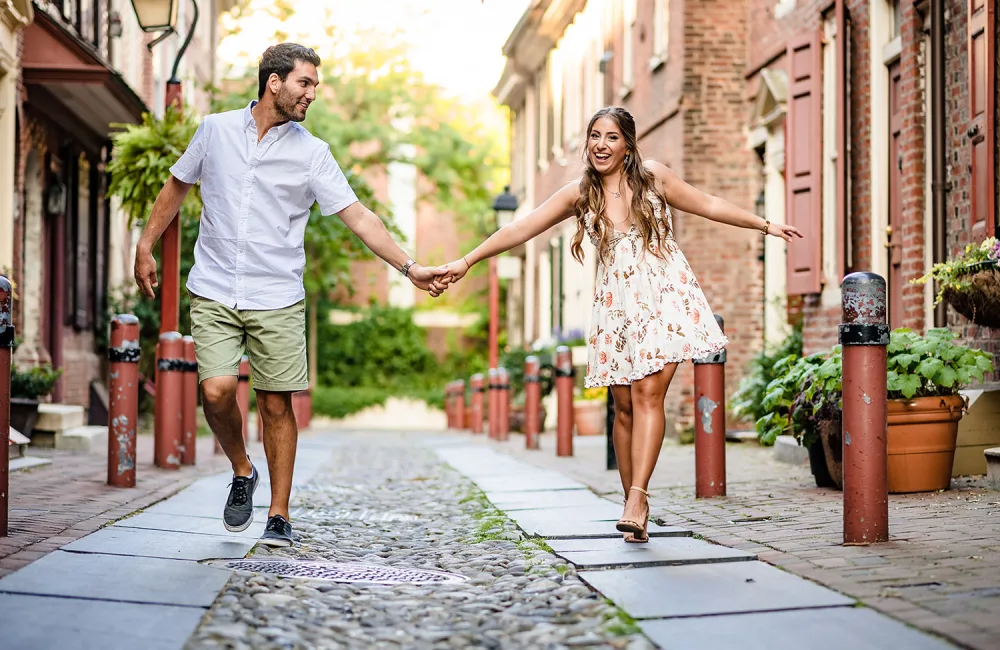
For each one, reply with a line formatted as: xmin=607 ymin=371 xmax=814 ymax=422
xmin=773 ymin=435 xmax=809 ymax=465
xmin=8 ymin=427 xmax=31 ymax=459
xmin=34 ymin=404 xmax=86 ymax=432
xmin=32 ymin=425 xmax=108 ymax=453
xmin=985 ymin=447 xmax=1000 ymax=491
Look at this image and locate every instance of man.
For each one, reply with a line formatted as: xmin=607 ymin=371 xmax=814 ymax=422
xmin=134 ymin=43 xmax=449 ymax=547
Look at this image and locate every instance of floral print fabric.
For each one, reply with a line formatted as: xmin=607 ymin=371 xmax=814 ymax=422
xmin=584 ymin=194 xmax=729 ymax=388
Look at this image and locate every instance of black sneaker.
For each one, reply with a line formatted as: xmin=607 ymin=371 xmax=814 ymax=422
xmin=259 ymin=514 xmax=294 ymax=547
xmin=223 ymin=462 xmax=259 ymax=533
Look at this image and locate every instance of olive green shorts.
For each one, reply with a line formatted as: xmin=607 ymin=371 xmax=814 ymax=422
xmin=189 ymin=295 xmax=308 ymax=392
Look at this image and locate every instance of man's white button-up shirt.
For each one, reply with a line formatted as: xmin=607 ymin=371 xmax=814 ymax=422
xmin=170 ymin=101 xmax=358 ymax=310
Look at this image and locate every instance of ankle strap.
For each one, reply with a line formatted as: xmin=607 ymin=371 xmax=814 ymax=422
xmin=629 ymin=486 xmax=650 ymax=497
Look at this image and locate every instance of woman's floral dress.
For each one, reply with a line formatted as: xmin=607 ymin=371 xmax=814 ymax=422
xmin=584 ymin=192 xmax=729 ymax=388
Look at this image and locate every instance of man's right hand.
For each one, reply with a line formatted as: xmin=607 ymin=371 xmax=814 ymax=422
xmin=134 ymin=247 xmax=159 ymax=298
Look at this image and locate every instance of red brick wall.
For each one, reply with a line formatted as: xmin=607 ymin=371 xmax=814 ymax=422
xmin=59 ymin=328 xmax=100 ymax=407
xmin=897 ymin=1 xmax=930 ymax=331
xmin=944 ymin=0 xmax=999 ymax=382
xmin=661 ymin=0 xmax=760 ymax=431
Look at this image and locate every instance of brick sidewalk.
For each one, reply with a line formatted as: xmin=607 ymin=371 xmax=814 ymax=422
xmin=479 ymin=431 xmax=999 ymax=650
xmin=0 ymin=433 xmax=263 ymax=578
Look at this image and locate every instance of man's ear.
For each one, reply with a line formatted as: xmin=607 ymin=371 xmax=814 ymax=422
xmin=267 ymin=73 xmax=281 ymax=95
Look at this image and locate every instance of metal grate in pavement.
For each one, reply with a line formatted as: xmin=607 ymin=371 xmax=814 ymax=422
xmin=291 ymin=508 xmax=419 ymax=523
xmin=225 ymin=560 xmax=467 ymax=584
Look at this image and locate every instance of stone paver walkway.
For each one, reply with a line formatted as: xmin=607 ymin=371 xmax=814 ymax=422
xmin=1 ymin=428 xmax=991 ymax=649
xmin=484 ymin=430 xmax=1000 ymax=650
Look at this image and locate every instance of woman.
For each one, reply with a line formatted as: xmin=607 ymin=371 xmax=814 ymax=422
xmin=435 ymin=107 xmax=802 ymax=542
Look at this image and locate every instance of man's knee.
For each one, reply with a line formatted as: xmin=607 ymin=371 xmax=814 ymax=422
xmin=256 ymin=392 xmax=293 ymax=420
xmin=201 ymin=377 xmax=237 ymax=409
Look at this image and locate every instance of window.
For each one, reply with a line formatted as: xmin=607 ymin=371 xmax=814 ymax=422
xmin=891 ymin=0 xmax=902 ymax=38
xmin=535 ymin=71 xmax=546 ymax=171
xmin=550 ymin=50 xmax=564 ymax=161
xmin=620 ymin=0 xmax=636 ymax=98
xmin=650 ymin=0 xmax=670 ymax=71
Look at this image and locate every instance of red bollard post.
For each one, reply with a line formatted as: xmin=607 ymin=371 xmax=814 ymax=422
xmin=470 ymin=374 xmax=485 ymax=434
xmin=0 ymin=276 xmax=14 ymax=536
xmin=694 ymin=314 xmax=727 ymax=498
xmin=181 ymin=336 xmax=198 ymax=466
xmin=555 ymin=346 xmax=574 ymax=457
xmin=487 ymin=368 xmax=499 ymax=440
xmin=841 ymin=272 xmax=890 ymax=545
xmin=108 ymin=315 xmax=140 ymax=487
xmin=454 ymin=379 xmax=466 ymax=430
xmin=524 ymin=355 xmax=541 ymax=450
xmin=237 ymin=355 xmax=250 ymax=442
xmin=496 ymin=368 xmax=510 ymax=441
xmin=444 ymin=382 xmax=454 ymax=429
xmin=154 ymin=332 xmax=184 ymax=469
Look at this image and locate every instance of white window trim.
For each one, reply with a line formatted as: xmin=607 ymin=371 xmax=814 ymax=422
xmin=775 ymin=0 xmax=797 ymax=20
xmin=869 ymin=0 xmax=895 ymax=282
xmin=820 ymin=15 xmax=841 ymax=307
xmin=649 ymin=0 xmax=670 ymax=72
xmin=620 ymin=0 xmax=636 ymax=98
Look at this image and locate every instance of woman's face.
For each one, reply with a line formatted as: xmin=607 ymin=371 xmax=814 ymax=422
xmin=588 ymin=116 xmax=627 ymax=175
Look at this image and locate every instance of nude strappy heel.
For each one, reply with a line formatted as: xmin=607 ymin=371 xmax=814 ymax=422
xmin=617 ymin=486 xmax=650 ymax=543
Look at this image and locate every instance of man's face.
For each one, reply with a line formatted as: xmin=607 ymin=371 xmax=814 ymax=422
xmin=273 ymin=61 xmax=318 ymax=122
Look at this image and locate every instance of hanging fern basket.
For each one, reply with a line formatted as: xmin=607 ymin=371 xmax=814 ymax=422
xmin=941 ymin=261 xmax=1000 ymax=329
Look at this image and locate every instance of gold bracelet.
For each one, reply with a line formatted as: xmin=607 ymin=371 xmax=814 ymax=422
xmin=760 ymin=220 xmax=770 ymax=236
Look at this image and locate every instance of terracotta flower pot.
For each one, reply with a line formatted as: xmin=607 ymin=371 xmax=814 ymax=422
xmin=574 ymin=400 xmax=606 ymax=436
xmin=887 ymin=394 xmax=964 ymax=494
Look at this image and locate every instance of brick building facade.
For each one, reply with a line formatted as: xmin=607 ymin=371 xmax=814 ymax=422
xmin=11 ymin=1 xmax=236 ymax=410
xmin=747 ymin=0 xmax=997 ymax=382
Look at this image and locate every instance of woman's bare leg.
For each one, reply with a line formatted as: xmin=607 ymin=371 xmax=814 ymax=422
xmin=610 ymin=385 xmax=634 ymax=498
xmin=621 ymin=363 xmax=679 ymax=528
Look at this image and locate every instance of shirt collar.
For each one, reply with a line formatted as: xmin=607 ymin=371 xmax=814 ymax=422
xmin=244 ymin=100 xmax=294 ymax=138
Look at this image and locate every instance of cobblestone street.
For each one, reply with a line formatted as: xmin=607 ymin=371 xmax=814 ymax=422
xmin=188 ymin=432 xmax=648 ymax=650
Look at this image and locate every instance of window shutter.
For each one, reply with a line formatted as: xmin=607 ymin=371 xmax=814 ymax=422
xmin=969 ymin=0 xmax=996 ymax=238
xmin=74 ymin=154 xmax=91 ymax=331
xmin=785 ymin=30 xmax=823 ymax=295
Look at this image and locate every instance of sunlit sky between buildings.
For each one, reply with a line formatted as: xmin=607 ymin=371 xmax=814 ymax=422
xmin=217 ymin=0 xmax=532 ymax=104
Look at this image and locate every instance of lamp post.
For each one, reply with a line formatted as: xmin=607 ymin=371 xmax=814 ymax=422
xmin=490 ymin=186 xmax=518 ymax=369
xmin=130 ymin=0 xmax=199 ymax=335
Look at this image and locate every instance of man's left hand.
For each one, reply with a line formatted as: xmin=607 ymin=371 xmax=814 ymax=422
xmin=408 ymin=264 xmax=452 ymax=297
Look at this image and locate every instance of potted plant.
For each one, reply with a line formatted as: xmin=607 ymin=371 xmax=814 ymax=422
xmin=883 ymin=328 xmax=994 ymax=493
xmin=574 ymin=385 xmax=608 ymax=436
xmin=10 ymin=362 xmax=63 ymax=439
xmin=757 ymin=328 xmax=995 ymax=493
xmin=913 ymin=237 xmax=1000 ymax=328
xmin=755 ymin=351 xmax=838 ymax=488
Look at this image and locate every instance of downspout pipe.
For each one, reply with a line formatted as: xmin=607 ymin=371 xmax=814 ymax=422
xmin=931 ymin=0 xmax=948 ymax=327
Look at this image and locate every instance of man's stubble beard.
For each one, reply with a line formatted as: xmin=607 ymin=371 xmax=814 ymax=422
xmin=275 ymin=87 xmax=306 ymax=123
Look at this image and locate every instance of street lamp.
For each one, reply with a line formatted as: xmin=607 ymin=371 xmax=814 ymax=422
xmin=488 ymin=186 xmax=519 ymax=369
xmin=129 ymin=0 xmax=200 ymax=336
xmin=129 ymin=0 xmax=178 ymax=33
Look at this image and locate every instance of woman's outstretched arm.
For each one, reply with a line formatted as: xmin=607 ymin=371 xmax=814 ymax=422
xmin=441 ymin=181 xmax=580 ymax=283
xmin=646 ymin=160 xmax=803 ymax=242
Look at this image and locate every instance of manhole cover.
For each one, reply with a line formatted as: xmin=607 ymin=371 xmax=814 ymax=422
xmin=225 ymin=560 xmax=467 ymax=585
xmin=292 ymin=508 xmax=419 ymax=523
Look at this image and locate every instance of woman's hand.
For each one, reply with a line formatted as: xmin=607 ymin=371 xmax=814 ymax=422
xmin=429 ymin=258 xmax=471 ymax=295
xmin=408 ymin=264 xmax=452 ymax=297
xmin=767 ymin=223 xmax=804 ymax=242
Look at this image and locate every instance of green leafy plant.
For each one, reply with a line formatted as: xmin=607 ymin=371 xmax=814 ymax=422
xmin=886 ymin=328 xmax=994 ymax=399
xmin=107 ymin=106 xmax=203 ymax=226
xmin=912 ymin=237 xmax=999 ymax=304
xmin=730 ymin=325 xmax=803 ymax=423
xmin=11 ymin=364 xmax=63 ymax=400
xmin=754 ymin=328 xmax=995 ymax=447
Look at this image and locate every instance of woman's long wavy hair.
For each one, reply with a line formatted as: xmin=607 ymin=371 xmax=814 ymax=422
xmin=570 ymin=107 xmax=669 ymax=266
